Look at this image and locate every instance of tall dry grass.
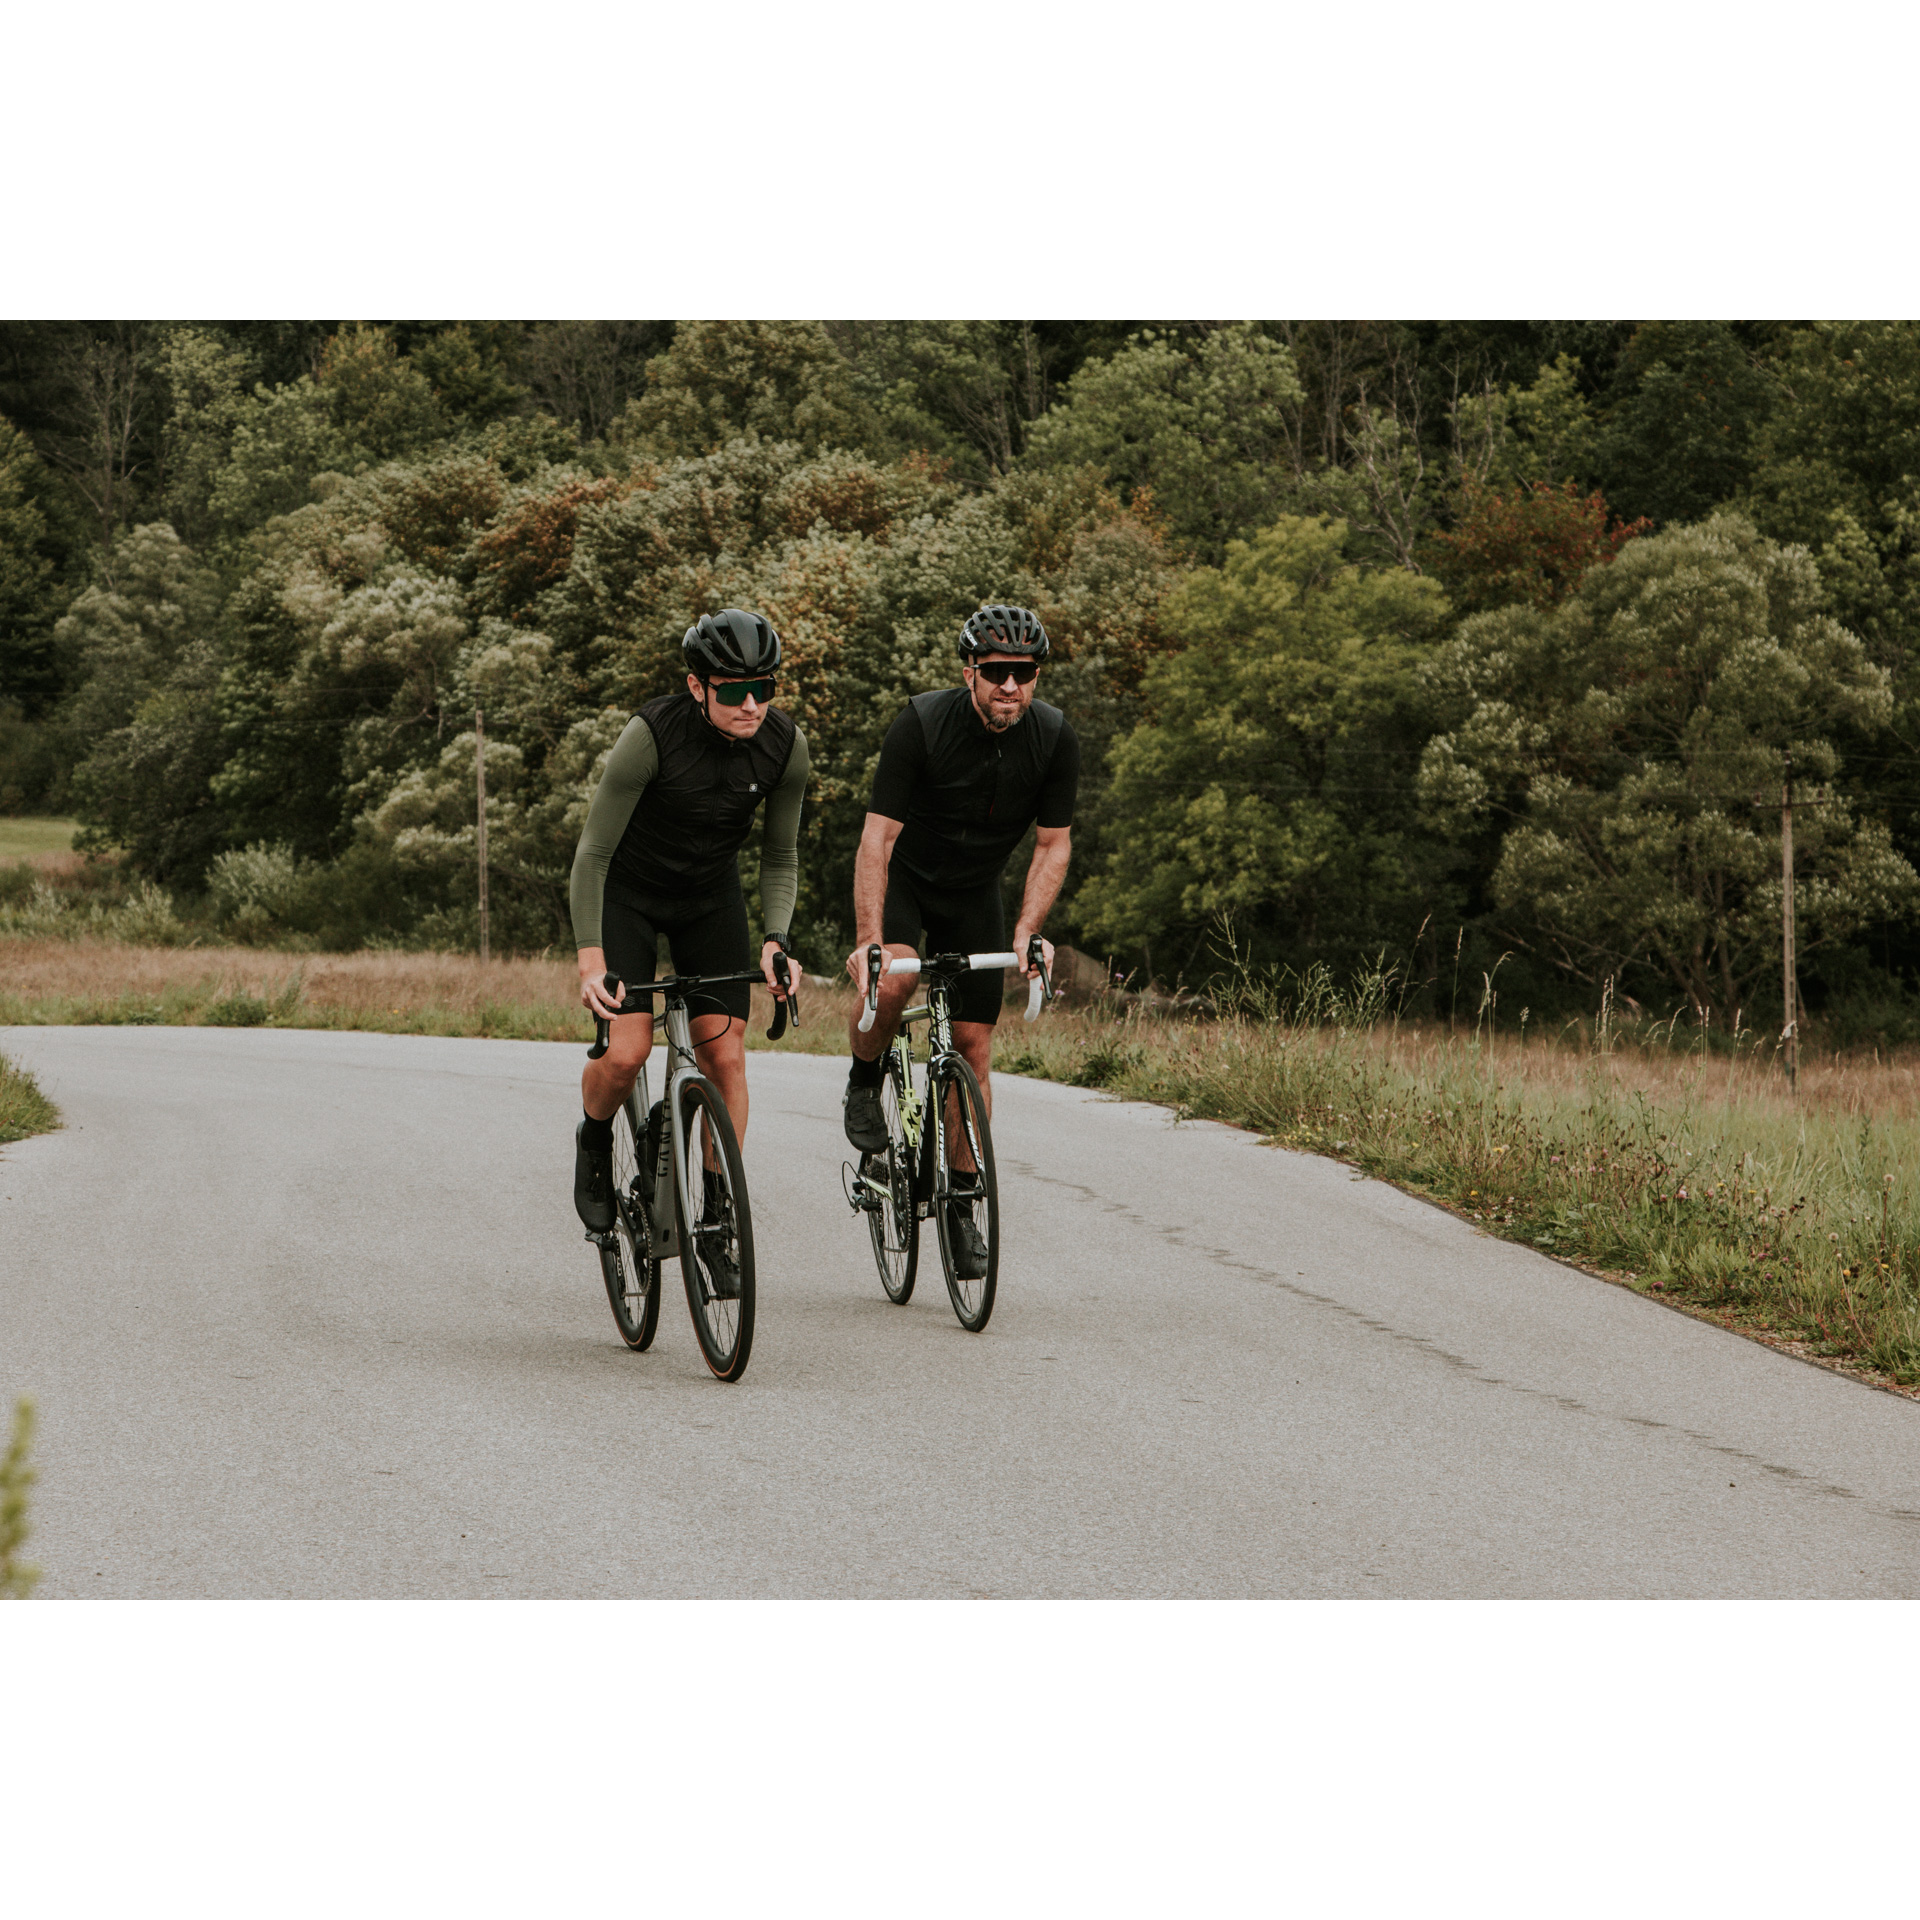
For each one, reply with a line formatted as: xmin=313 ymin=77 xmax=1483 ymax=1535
xmin=0 ymin=937 xmax=586 ymax=1038
xmin=0 ymin=937 xmax=849 ymax=1046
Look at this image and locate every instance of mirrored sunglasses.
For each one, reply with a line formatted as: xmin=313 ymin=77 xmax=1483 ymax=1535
xmin=708 ymin=676 xmax=777 ymax=707
xmin=972 ymin=659 xmax=1038 ymax=686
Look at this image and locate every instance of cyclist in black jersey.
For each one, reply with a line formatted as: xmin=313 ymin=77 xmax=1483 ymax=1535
xmin=842 ymin=604 xmax=1079 ymax=1273
xmin=570 ymin=608 xmax=806 ymax=1232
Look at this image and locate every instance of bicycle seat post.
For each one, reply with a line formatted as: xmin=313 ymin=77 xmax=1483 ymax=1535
xmin=663 ymin=986 xmax=696 ymax=1071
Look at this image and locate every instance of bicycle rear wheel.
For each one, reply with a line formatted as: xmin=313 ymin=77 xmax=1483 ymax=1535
xmin=931 ymin=1055 xmax=998 ymax=1332
xmin=673 ymin=1075 xmax=755 ymax=1381
xmin=598 ymin=1094 xmax=661 ymax=1350
xmin=866 ymin=1045 xmax=919 ymax=1304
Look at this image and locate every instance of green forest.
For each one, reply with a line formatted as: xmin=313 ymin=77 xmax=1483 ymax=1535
xmin=4 ymin=318 xmax=1919 ymax=1039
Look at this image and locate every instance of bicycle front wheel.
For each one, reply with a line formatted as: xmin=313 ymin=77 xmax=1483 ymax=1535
xmin=673 ymin=1076 xmax=756 ymax=1381
xmin=931 ymin=1055 xmax=998 ymax=1332
xmin=599 ymin=1094 xmax=662 ymax=1350
xmin=867 ymin=1047 xmax=920 ymax=1304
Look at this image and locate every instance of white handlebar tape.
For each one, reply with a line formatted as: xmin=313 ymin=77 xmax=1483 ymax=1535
xmin=1025 ymin=975 xmax=1046 ymax=1023
xmin=885 ymin=957 xmax=923 ymax=977
xmin=857 ymin=1001 xmax=878 ymax=1033
xmin=970 ymin=951 xmax=1020 ymax=970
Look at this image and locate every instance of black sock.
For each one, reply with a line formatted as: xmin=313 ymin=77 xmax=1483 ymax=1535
xmin=581 ymin=1109 xmax=613 ymax=1153
xmin=848 ymin=1053 xmax=883 ymax=1089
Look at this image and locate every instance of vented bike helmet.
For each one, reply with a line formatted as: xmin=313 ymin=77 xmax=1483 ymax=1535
xmin=683 ymin=608 xmax=782 ymax=678
xmin=958 ymin=603 xmax=1049 ymax=661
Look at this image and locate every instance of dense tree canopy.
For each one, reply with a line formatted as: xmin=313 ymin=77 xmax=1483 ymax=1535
xmin=1077 ymin=516 xmax=1448 ymax=974
xmin=4 ymin=317 xmax=1920 ymax=1035
xmin=1419 ymin=515 xmax=1915 ymax=1022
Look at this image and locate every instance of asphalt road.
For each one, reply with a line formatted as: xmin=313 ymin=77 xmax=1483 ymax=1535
xmin=3 ymin=1024 xmax=1917 ymax=1597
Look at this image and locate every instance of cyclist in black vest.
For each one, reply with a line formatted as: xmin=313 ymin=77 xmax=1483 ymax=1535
xmin=842 ymin=604 xmax=1079 ymax=1274
xmin=570 ymin=608 xmax=807 ymax=1231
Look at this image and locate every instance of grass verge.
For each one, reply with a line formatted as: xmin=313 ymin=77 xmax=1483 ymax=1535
xmin=997 ymin=989 xmax=1920 ymax=1396
xmin=0 ymin=1052 xmax=59 ymax=1145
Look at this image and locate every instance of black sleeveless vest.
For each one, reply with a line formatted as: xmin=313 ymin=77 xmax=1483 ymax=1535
xmin=608 ymin=690 xmax=798 ymax=903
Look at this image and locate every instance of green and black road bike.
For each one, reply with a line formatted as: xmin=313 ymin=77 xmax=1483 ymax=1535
xmin=586 ymin=957 xmax=797 ymax=1381
xmin=843 ymin=937 xmax=1052 ymax=1332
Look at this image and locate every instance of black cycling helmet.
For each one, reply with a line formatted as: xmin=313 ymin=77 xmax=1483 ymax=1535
xmin=683 ymin=607 xmax=782 ymax=679
xmin=958 ymin=603 xmax=1049 ymax=662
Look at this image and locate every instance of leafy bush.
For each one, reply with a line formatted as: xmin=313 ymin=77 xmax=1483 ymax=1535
xmin=207 ymin=841 xmax=309 ymax=943
xmin=108 ymin=880 xmax=191 ymax=946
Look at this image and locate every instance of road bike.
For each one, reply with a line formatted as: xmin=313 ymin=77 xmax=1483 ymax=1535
xmin=842 ymin=937 xmax=1052 ymax=1332
xmin=585 ymin=958 xmax=798 ymax=1381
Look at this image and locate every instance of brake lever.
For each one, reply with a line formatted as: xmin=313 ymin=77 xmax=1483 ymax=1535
xmin=588 ymin=970 xmax=625 ymax=1059
xmin=1024 ymin=936 xmax=1054 ymax=1024
xmin=856 ymin=942 xmax=883 ymax=1033
xmin=767 ymin=950 xmax=800 ymax=1040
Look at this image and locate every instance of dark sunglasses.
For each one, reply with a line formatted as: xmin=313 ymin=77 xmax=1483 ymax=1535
xmin=706 ymin=676 xmax=777 ymax=707
xmin=971 ymin=659 xmax=1038 ymax=686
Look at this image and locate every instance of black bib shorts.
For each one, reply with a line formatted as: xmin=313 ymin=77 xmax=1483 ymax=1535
xmin=601 ymin=878 xmax=753 ymax=1025
xmin=881 ymin=866 xmax=1008 ymax=1027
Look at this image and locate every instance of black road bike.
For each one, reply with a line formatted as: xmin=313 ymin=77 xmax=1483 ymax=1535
xmin=586 ymin=958 xmax=797 ymax=1381
xmin=843 ymin=937 xmax=1051 ymax=1332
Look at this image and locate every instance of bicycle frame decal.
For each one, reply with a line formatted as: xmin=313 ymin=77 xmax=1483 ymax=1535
xmin=893 ymin=1039 xmax=925 ymax=1151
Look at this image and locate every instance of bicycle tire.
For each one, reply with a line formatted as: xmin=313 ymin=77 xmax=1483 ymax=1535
xmin=867 ymin=1045 xmax=920 ymax=1304
xmin=599 ymin=1094 xmax=662 ymax=1350
xmin=930 ymin=1054 xmax=998 ymax=1332
xmin=673 ymin=1075 xmax=756 ymax=1381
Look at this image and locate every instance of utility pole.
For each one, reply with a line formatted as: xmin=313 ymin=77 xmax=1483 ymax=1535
xmin=472 ymin=710 xmax=487 ymax=960
xmin=1781 ymin=747 xmax=1797 ymax=1090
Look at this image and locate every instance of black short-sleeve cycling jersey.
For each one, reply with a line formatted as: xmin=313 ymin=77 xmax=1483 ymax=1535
xmin=869 ymin=687 xmax=1079 ymax=891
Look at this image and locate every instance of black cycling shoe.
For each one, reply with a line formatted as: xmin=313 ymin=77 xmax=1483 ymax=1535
xmin=946 ymin=1196 xmax=989 ymax=1279
xmin=575 ymin=1121 xmax=616 ymax=1233
xmin=843 ymin=1078 xmax=889 ymax=1154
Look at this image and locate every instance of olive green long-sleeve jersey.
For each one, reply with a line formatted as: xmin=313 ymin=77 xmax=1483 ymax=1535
xmin=568 ymin=716 xmax=810 ymax=948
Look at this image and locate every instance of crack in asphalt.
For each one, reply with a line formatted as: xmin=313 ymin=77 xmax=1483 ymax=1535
xmin=1002 ymin=1155 xmax=1919 ymax=1529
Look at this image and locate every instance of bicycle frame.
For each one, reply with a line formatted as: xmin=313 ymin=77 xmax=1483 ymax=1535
xmin=590 ymin=960 xmax=797 ymax=1260
xmin=851 ymin=944 xmax=1049 ymax=1220
xmin=621 ymin=997 xmax=708 ymax=1260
